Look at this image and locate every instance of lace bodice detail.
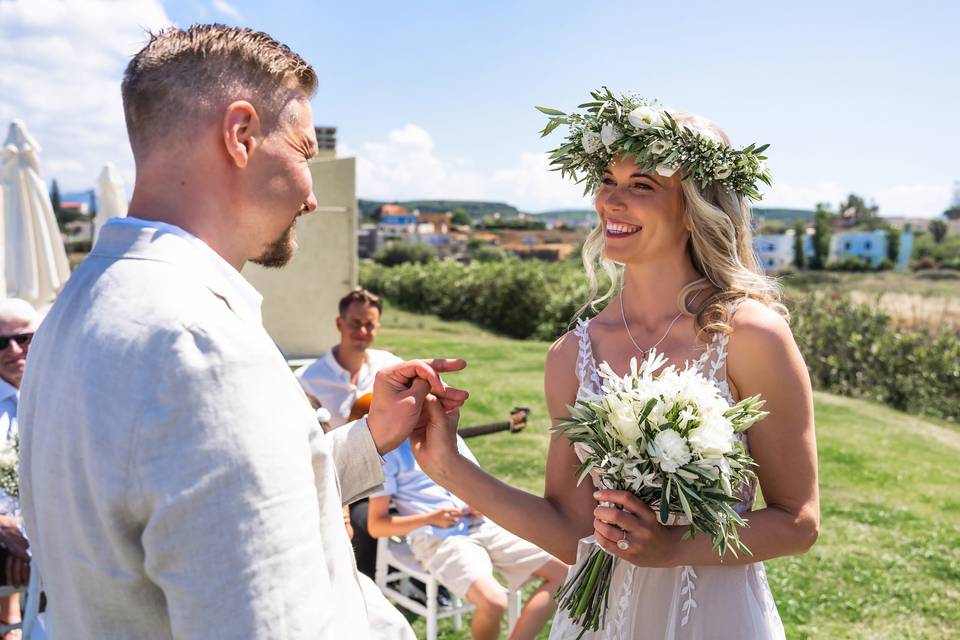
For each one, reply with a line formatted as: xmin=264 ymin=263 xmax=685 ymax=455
xmin=571 ymin=313 xmax=756 ymax=514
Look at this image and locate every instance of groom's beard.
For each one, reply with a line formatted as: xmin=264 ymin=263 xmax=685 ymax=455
xmin=252 ymin=219 xmax=298 ymax=268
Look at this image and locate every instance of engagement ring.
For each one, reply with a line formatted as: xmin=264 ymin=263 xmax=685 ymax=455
xmin=617 ymin=530 xmax=630 ymax=551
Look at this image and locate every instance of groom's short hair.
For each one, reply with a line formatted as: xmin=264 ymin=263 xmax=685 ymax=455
xmin=121 ymin=24 xmax=317 ymax=156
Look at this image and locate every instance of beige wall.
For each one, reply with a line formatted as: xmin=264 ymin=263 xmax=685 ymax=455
xmin=243 ymin=156 xmax=357 ymax=359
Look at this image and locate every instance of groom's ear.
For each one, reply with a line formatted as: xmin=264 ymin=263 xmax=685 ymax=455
xmin=222 ymin=101 xmax=261 ymax=169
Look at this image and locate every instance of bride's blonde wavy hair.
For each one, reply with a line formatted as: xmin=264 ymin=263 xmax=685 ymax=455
xmin=576 ymin=112 xmax=787 ymax=337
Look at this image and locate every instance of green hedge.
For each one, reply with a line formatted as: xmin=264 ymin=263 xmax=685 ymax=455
xmin=362 ymin=259 xmax=601 ymax=340
xmin=362 ymin=260 xmax=960 ymax=421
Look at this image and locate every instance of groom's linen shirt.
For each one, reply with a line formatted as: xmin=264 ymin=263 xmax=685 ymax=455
xmin=19 ymin=217 xmax=385 ymax=639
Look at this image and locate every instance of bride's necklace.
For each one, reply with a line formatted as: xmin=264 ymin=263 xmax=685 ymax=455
xmin=619 ymin=283 xmax=704 ymax=358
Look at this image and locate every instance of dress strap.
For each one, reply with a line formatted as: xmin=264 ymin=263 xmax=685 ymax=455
xmin=572 ymin=318 xmax=604 ymax=396
xmin=702 ymin=300 xmax=745 ymax=400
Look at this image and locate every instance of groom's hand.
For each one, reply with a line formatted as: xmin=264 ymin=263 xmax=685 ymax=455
xmin=367 ymin=358 xmax=468 ymax=455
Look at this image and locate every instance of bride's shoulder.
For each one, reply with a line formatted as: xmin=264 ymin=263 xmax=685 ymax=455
xmin=729 ymin=298 xmax=791 ymax=336
xmin=545 ymin=326 xmax=582 ymax=369
xmin=727 ymin=298 xmax=798 ymax=370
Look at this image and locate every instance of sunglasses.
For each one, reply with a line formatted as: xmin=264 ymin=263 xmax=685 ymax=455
xmin=0 ymin=333 xmax=33 ymax=350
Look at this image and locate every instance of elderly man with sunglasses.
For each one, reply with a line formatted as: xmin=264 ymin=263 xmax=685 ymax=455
xmin=0 ymin=298 xmax=37 ymax=637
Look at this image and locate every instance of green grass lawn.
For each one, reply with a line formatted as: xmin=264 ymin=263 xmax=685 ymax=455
xmin=375 ymin=305 xmax=960 ymax=639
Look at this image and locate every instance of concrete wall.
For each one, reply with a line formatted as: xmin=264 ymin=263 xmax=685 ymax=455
xmin=243 ymin=156 xmax=357 ymax=359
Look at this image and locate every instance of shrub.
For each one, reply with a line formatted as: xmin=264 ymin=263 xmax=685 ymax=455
xmin=876 ymin=258 xmax=895 ymax=271
xmin=373 ymin=242 xmax=435 ymax=267
xmin=911 ymin=256 xmax=938 ymax=271
xmin=826 ymin=257 xmax=871 ymax=272
xmin=472 ymin=246 xmax=509 ymax=263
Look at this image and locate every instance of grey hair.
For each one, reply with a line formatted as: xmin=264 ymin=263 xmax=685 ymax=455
xmin=0 ymin=298 xmax=38 ymax=329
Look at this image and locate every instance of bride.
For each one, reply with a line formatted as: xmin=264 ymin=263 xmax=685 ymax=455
xmin=413 ymin=90 xmax=819 ymax=639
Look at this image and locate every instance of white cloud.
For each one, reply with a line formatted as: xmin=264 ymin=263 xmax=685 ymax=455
xmin=348 ymin=124 xmax=591 ymax=212
xmin=872 ymin=183 xmax=953 ymax=218
xmin=763 ymin=180 xmax=952 ymax=218
xmin=0 ymin=0 xmax=172 ymax=192
xmin=211 ymin=0 xmax=242 ymax=20
xmin=762 ymin=181 xmax=849 ymax=211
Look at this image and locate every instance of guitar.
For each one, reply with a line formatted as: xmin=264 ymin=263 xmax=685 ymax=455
xmin=348 ymin=392 xmax=373 ymax=422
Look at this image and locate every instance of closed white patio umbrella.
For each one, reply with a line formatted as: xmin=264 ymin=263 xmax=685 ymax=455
xmin=94 ymin=162 xmax=127 ymax=242
xmin=1 ymin=120 xmax=70 ymax=306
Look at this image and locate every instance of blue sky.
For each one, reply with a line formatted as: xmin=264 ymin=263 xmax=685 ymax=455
xmin=2 ymin=0 xmax=957 ymax=215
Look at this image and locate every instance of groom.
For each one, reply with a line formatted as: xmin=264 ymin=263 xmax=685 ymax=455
xmin=18 ymin=25 xmax=466 ymax=639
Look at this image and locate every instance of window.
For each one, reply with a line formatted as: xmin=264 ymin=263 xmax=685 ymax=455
xmin=865 ymin=241 xmax=872 ymax=250
xmin=844 ymin=241 xmax=852 ymax=251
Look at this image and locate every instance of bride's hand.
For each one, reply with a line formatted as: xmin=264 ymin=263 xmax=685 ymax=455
xmin=592 ymin=490 xmax=679 ymax=568
xmin=409 ymin=393 xmax=463 ymax=484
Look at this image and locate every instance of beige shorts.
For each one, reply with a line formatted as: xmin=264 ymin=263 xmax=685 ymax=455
xmin=408 ymin=521 xmax=554 ymax=597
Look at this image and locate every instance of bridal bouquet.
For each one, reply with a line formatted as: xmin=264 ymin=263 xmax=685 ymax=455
xmin=554 ymin=351 xmax=768 ymax=636
xmin=0 ymin=434 xmax=18 ymax=499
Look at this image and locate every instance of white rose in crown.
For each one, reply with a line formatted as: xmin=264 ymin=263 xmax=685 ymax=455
xmin=649 ymin=140 xmax=670 ymax=156
xmin=600 ymin=123 xmax=622 ymax=150
xmin=656 ymin=164 xmax=677 ymax=178
xmin=581 ymin=130 xmax=603 ymax=154
xmin=648 ymin=428 xmax=691 ymax=473
xmin=628 ymin=106 xmax=663 ymax=129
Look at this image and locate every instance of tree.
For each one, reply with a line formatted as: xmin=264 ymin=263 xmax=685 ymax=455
xmin=811 ymin=205 xmax=833 ymax=270
xmin=837 ymin=193 xmax=879 ymax=227
xmin=929 ymin=219 xmax=948 ymax=244
xmin=451 ymin=207 xmax=472 ymax=226
xmin=50 ymin=179 xmax=62 ymax=213
xmin=792 ymin=220 xmax=806 ymax=269
xmin=885 ymin=226 xmax=900 ymax=263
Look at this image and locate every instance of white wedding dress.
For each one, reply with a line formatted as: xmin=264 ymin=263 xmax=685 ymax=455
xmin=549 ymin=318 xmax=786 ymax=640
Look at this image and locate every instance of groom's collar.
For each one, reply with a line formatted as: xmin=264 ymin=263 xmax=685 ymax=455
xmin=91 ymin=217 xmax=264 ymax=324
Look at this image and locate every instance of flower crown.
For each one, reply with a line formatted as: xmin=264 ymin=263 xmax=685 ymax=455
xmin=537 ymin=87 xmax=772 ymax=200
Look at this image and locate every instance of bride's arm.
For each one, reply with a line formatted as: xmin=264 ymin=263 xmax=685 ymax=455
xmin=412 ymin=331 xmax=596 ymax=563
xmin=593 ymin=300 xmax=820 ymax=567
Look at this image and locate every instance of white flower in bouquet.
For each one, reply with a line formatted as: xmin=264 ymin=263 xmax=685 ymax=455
xmin=688 ymin=416 xmax=736 ymax=456
xmin=648 ymin=428 xmax=691 ymax=473
xmin=600 ymin=123 xmax=622 ymax=150
xmin=581 ymin=130 xmax=603 ymax=154
xmin=606 ymin=395 xmax=642 ymax=446
xmin=627 ymin=105 xmax=663 ymax=129
xmin=0 ymin=443 xmax=17 ymax=468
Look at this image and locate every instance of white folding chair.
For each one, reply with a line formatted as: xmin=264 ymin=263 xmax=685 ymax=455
xmin=375 ymin=536 xmax=521 ymax=640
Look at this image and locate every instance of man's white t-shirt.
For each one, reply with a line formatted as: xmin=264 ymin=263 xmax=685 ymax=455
xmin=295 ymin=348 xmax=402 ymax=428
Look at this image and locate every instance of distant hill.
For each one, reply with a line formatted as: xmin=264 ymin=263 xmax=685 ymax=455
xmin=357 ymin=201 xmax=812 ymax=223
xmin=533 ymin=209 xmax=595 ymax=220
xmin=358 ymin=199 xmax=521 ymax=219
xmin=753 ymin=207 xmax=814 ymax=223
